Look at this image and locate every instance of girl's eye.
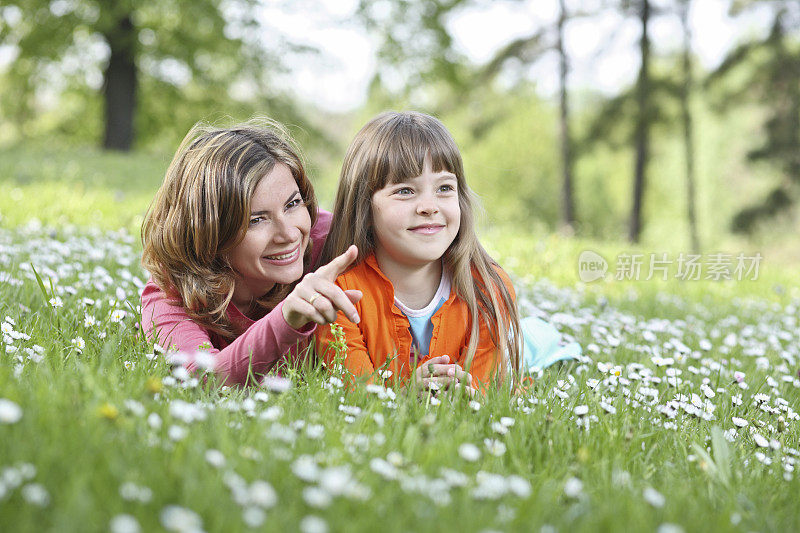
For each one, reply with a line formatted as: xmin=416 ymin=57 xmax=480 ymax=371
xmin=395 ymin=187 xmax=413 ymax=196
xmin=439 ymin=184 xmax=456 ymax=193
xmin=249 ymin=216 xmax=265 ymax=226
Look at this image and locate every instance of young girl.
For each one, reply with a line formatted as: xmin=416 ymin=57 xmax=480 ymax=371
xmin=316 ymin=111 xmax=522 ymax=392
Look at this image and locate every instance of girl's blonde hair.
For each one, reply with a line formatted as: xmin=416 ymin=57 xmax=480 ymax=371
xmin=141 ymin=118 xmax=318 ymax=340
xmin=321 ymin=111 xmax=522 ymax=384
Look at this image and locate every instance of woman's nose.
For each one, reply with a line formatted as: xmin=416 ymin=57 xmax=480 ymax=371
xmin=271 ymin=214 xmax=300 ymax=243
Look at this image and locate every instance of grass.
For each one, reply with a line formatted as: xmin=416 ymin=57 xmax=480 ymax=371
xmin=0 ymin=142 xmax=171 ymax=233
xmin=1 ymin=146 xmax=799 ymax=532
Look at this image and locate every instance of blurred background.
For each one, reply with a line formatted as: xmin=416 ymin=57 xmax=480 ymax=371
xmin=1 ymin=0 xmax=799 ymax=263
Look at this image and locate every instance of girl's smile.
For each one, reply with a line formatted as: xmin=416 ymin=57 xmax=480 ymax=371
xmin=409 ymin=224 xmax=445 ymax=234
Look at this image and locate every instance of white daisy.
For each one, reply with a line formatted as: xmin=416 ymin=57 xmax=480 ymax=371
xmin=0 ymin=398 xmax=22 ymax=424
xmin=731 ymin=417 xmax=748 ymax=428
xmin=459 ymin=443 xmax=481 ymax=462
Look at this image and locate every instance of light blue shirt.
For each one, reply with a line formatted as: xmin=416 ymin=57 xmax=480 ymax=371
xmin=394 ymin=271 xmax=451 ymax=355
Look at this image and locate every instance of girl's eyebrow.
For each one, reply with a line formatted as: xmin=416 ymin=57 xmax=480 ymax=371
xmin=393 ymin=172 xmax=456 ymax=184
xmin=249 ymin=190 xmax=301 ymax=216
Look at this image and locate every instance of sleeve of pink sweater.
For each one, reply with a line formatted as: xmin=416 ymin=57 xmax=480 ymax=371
xmin=141 ymin=284 xmax=315 ymax=386
xmin=140 ymin=210 xmax=332 ymax=386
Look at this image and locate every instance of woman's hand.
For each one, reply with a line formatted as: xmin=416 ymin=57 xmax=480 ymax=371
xmin=413 ymin=355 xmax=478 ymax=398
xmin=282 ymin=245 xmax=363 ymax=330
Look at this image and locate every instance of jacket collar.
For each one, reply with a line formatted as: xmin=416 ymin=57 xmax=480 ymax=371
xmin=363 ymin=253 xmax=457 ymax=306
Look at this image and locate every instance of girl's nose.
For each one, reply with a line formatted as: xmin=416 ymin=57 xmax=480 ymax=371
xmin=416 ymin=193 xmax=439 ymax=215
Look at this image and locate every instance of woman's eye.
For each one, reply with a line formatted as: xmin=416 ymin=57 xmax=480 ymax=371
xmin=286 ymin=197 xmax=303 ymax=209
xmin=249 ymin=216 xmax=264 ymax=226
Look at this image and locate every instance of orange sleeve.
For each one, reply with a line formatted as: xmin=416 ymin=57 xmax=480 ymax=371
xmin=314 ymin=278 xmax=376 ymax=381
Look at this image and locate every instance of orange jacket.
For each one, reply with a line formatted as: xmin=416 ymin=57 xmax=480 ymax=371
xmin=315 ymin=254 xmax=515 ymax=388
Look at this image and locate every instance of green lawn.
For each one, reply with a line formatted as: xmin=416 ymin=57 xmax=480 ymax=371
xmin=0 ymin=143 xmax=171 ymax=233
xmin=1 ymin=146 xmax=798 ymax=532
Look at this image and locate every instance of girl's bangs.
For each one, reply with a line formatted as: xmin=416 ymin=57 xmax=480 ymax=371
xmin=380 ymin=120 xmax=461 ymax=186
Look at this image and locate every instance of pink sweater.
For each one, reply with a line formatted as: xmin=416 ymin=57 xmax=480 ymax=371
xmin=141 ymin=210 xmax=332 ymax=386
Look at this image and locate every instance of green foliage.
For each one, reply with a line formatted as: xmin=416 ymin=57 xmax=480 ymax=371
xmin=356 ymin=0 xmax=474 ymax=97
xmin=0 ymin=0 xmax=322 ymax=149
xmin=707 ymin=3 xmax=800 ymax=233
xmin=0 ymin=91 xmax=784 ymax=253
xmin=691 ymin=426 xmax=733 ymax=489
xmin=446 ymin=88 xmax=561 ymax=228
xmin=580 ymin=55 xmax=687 ymax=152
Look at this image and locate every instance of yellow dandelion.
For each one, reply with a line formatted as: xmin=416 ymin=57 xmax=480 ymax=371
xmin=146 ymin=377 xmax=163 ymax=394
xmin=98 ymin=403 xmax=119 ymax=420
xmin=577 ymin=446 xmax=590 ymax=463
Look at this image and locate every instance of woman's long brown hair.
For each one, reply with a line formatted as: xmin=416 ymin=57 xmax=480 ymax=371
xmin=141 ymin=118 xmax=318 ymax=340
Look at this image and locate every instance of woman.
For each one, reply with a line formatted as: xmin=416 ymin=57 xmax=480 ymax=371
xmin=140 ymin=119 xmax=362 ymax=386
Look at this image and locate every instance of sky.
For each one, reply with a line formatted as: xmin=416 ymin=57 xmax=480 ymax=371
xmin=261 ymin=0 xmax=775 ymax=112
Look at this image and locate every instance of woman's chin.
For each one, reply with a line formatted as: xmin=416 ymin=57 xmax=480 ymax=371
xmin=261 ymin=263 xmax=304 ymax=287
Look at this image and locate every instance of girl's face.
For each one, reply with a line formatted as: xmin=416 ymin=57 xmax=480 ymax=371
xmin=371 ymin=158 xmax=461 ymax=270
xmin=228 ymin=163 xmax=311 ymax=303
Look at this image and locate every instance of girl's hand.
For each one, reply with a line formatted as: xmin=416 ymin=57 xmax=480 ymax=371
xmin=413 ymin=355 xmax=477 ymax=398
xmin=282 ymin=245 xmax=363 ymax=330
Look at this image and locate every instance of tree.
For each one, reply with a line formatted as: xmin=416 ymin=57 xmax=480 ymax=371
xmin=556 ymin=0 xmax=576 ymax=230
xmin=101 ymin=10 xmax=137 ymax=150
xmin=583 ymin=0 xmax=689 ymax=243
xmin=707 ymin=1 xmax=800 ymax=233
xmin=357 ymin=0 xmax=580 ymax=230
xmin=356 ymin=0 xmax=471 ymax=102
xmin=0 ymin=0 xmax=295 ymax=150
xmin=629 ymin=0 xmax=652 ymax=243
xmin=678 ymin=0 xmax=700 ymax=251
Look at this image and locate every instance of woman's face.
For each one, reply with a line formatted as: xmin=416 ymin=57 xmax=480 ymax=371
xmin=228 ymin=163 xmax=311 ymax=303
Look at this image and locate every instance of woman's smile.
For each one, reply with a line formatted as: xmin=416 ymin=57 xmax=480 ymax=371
xmin=261 ymin=243 xmax=302 ymax=265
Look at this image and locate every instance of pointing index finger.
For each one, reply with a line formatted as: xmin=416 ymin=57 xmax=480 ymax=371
xmin=316 ymin=245 xmax=358 ymax=281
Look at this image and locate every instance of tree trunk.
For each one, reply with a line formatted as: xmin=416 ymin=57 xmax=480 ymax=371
xmin=780 ymin=14 xmax=800 ymax=183
xmin=629 ymin=0 xmax=650 ymax=243
xmin=102 ymin=15 xmax=137 ymax=151
xmin=557 ymin=0 xmax=575 ymax=231
xmin=680 ymin=0 xmax=700 ymax=252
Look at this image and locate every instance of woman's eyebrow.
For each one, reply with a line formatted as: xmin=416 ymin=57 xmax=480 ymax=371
xmin=285 ymin=189 xmax=301 ymax=203
xmin=249 ymin=190 xmax=300 ymax=216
